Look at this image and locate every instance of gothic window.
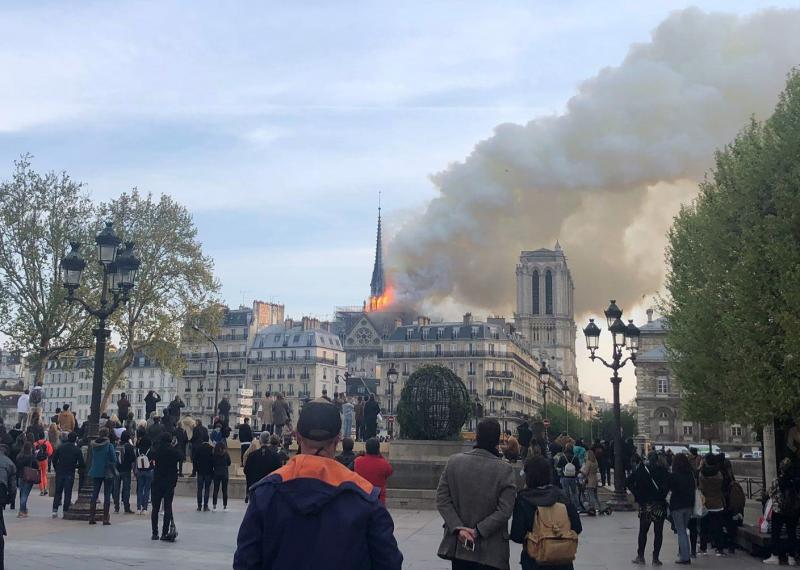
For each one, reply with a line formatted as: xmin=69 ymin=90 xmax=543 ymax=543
xmin=545 ymin=270 xmax=553 ymax=315
xmin=532 ymin=271 xmax=540 ymax=315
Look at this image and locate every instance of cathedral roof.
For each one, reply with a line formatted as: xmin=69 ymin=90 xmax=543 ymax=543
xmin=640 ymin=316 xmax=668 ymax=333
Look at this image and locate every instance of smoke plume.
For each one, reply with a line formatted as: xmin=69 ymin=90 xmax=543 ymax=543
xmin=388 ymin=8 xmax=800 ymax=318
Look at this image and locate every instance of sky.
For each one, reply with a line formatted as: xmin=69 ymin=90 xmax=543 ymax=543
xmin=0 ymin=0 xmax=796 ymax=402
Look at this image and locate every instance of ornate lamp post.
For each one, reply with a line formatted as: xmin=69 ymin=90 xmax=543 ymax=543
xmin=562 ymin=382 xmax=570 ymax=437
xmin=539 ymin=361 xmax=550 ymax=441
xmin=386 ymin=365 xmax=398 ymax=414
xmin=577 ymin=394 xmax=584 ymax=439
xmin=587 ymin=402 xmax=594 ymax=441
xmin=582 ymin=299 xmax=640 ymax=511
xmin=59 ymin=223 xmax=139 ymax=521
xmin=192 ymin=324 xmax=221 ymax=425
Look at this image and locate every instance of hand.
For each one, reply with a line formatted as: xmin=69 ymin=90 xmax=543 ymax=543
xmin=457 ymin=527 xmax=476 ymax=545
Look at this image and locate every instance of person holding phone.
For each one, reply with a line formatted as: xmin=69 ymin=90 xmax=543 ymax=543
xmin=436 ymin=418 xmax=517 ymax=569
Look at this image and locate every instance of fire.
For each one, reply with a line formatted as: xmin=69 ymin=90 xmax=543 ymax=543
xmin=367 ymin=285 xmax=395 ymax=312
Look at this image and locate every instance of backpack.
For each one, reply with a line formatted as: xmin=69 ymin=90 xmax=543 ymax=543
xmin=525 ymin=502 xmax=579 ymax=565
xmin=727 ymin=480 xmax=745 ymax=514
xmin=136 ymin=450 xmax=151 ymax=470
xmin=563 ymin=461 xmax=577 ymax=478
xmin=29 ymin=388 xmax=42 ymax=405
xmin=36 ymin=443 xmax=48 ymax=462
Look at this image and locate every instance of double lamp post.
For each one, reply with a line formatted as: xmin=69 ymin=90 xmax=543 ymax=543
xmin=59 ymin=222 xmax=140 ymax=520
xmin=582 ymin=299 xmax=640 ymax=511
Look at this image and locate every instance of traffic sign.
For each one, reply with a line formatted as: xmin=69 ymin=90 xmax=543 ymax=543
xmin=238 ymin=388 xmax=254 ymax=397
xmin=543 ymin=419 xmax=551 ymax=429
xmin=238 ymin=398 xmax=254 ymax=408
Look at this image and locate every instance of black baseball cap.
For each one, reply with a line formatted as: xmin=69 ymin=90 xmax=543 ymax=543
xmin=297 ymin=398 xmax=341 ymax=441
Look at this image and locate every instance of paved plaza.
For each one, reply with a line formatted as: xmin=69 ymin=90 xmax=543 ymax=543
xmin=3 ymin=492 xmax=766 ymax=569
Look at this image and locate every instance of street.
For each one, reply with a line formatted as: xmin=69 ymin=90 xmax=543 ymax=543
xmin=3 ymin=493 xmax=765 ymax=569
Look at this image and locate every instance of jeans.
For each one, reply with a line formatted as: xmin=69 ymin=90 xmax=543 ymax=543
xmin=197 ymin=473 xmax=212 ymax=508
xmin=771 ymin=512 xmax=799 ymax=558
xmin=52 ymin=473 xmax=75 ymax=512
xmin=585 ymin=487 xmax=601 ymax=512
xmin=343 ymin=416 xmax=353 ymax=439
xmin=637 ymin=512 xmax=665 ymax=560
xmin=113 ymin=471 xmax=132 ymax=510
xmin=560 ymin=477 xmax=581 ymax=512
xmin=688 ymin=517 xmax=699 ymax=555
xmin=91 ymin=477 xmax=113 ymax=508
xmin=700 ymin=510 xmax=724 ymax=552
xmin=136 ymin=470 xmax=153 ymax=511
xmin=212 ymin=475 xmax=228 ymax=508
xmin=672 ymin=508 xmax=693 ymax=562
xmin=240 ymin=443 xmax=250 ymax=465
xmin=19 ymin=482 xmax=33 ymax=513
xmin=17 ymin=412 xmax=28 ymax=430
xmin=151 ymin=485 xmax=175 ymax=536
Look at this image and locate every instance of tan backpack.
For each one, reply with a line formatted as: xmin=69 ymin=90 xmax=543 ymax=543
xmin=525 ymin=502 xmax=579 ymax=565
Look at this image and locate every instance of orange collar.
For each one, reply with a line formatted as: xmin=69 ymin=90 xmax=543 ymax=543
xmin=273 ymin=454 xmax=374 ymax=494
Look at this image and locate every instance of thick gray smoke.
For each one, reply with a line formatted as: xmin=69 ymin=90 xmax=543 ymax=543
xmin=388 ymin=8 xmax=800 ymax=318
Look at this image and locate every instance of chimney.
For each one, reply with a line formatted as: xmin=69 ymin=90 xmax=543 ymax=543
xmin=417 ymin=316 xmax=430 ymax=326
xmin=394 ymin=318 xmax=402 ymax=330
xmin=284 ymin=318 xmax=294 ymax=329
xmin=646 ymin=308 xmax=654 ymax=323
xmin=463 ymin=312 xmax=473 ymax=326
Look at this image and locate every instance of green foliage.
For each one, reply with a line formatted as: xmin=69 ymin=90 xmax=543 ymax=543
xmin=396 ymin=365 xmax=471 ymax=440
xmin=0 ymin=156 xmax=94 ymax=381
xmin=541 ymin=404 xmax=636 ymax=443
xmin=664 ymin=70 xmax=800 ymax=425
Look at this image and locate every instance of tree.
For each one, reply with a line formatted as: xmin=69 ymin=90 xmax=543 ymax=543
xmin=665 ymin=70 xmax=800 ymax=425
xmin=0 ymin=156 xmax=94 ymax=384
xmin=97 ymin=190 xmax=219 ymax=412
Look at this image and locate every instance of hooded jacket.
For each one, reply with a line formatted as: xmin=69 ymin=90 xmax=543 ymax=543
xmin=88 ymin=437 xmax=117 ymax=479
xmin=234 ymin=454 xmax=402 ymax=570
xmin=510 ymin=485 xmax=582 ymax=570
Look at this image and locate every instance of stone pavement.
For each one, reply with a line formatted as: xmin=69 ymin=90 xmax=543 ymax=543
xmin=3 ymin=492 xmax=766 ymax=568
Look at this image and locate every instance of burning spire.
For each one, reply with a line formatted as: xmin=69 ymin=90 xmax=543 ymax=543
xmin=368 ymin=193 xmax=392 ymax=311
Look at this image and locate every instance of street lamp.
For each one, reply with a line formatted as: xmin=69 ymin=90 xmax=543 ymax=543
xmin=562 ymin=382 xmax=570 ymax=437
xmin=192 ymin=324 xmax=220 ymax=426
xmin=386 ymin=365 xmax=398 ymax=415
xmin=588 ymin=402 xmax=594 ymax=441
xmin=582 ymin=299 xmax=640 ymax=512
xmin=577 ymin=394 xmax=584 ymax=439
xmin=59 ymin=223 xmax=139 ymax=521
xmin=539 ymin=360 xmax=550 ymax=442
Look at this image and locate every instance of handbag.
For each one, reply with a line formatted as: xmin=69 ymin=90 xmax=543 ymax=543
xmin=22 ymin=465 xmax=40 ymax=484
xmin=692 ymin=488 xmax=707 ymax=518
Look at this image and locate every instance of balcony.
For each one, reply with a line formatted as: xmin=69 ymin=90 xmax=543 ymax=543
xmin=380 ymin=350 xmax=489 ymax=359
xmin=485 ymin=370 xmax=513 ymax=379
xmin=183 ymin=352 xmax=210 ymax=360
xmin=221 ymin=351 xmax=246 ymax=359
xmin=220 ymin=369 xmax=246 ymax=376
xmin=486 ymin=389 xmax=514 ymax=398
xmin=297 ymin=391 xmax=311 ymax=398
xmin=252 ymin=374 xmax=262 ymax=381
xmin=300 ymin=373 xmax=310 ymax=380
xmin=217 ymin=333 xmax=248 ymax=341
xmin=183 ymin=370 xmax=207 ymax=377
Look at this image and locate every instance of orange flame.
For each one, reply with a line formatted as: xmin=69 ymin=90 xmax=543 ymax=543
xmin=367 ymin=285 xmax=395 ymax=312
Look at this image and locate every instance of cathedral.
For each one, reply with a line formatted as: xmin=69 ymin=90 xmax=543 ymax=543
xmin=514 ymin=243 xmax=580 ymax=411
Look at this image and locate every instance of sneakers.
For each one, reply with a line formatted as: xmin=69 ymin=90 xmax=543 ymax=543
xmin=631 ymin=557 xmax=646 ymax=565
xmin=213 ymin=505 xmax=217 ymax=511
xmin=652 ymin=559 xmax=663 ymax=567
xmin=698 ymin=550 xmax=708 ymax=556
xmin=715 ymin=550 xmax=726 ymax=557
xmin=151 ymin=533 xmax=160 ymax=540
xmin=223 ymin=505 xmax=227 ymax=511
xmin=763 ymin=555 xmax=780 ymax=565
xmin=675 ymin=560 xmax=691 ymax=565
xmin=203 ymin=505 xmax=210 ymax=512
xmin=196 ymin=506 xmax=202 ymax=512
xmin=52 ymin=511 xmax=58 ymax=518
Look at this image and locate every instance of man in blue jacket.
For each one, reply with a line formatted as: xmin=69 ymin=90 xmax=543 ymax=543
xmin=233 ymin=398 xmax=403 ymax=570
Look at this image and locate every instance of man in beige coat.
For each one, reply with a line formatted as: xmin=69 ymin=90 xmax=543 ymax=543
xmin=437 ymin=419 xmax=517 ymax=570
xmin=259 ymin=392 xmax=273 ymax=433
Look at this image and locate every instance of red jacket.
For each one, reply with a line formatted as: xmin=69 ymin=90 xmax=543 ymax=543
xmin=354 ymin=454 xmax=393 ymax=505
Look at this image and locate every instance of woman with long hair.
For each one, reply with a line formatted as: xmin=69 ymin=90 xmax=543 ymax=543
xmin=581 ymin=449 xmax=601 ymax=515
xmin=15 ymin=442 xmax=37 ymax=517
xmin=669 ymin=453 xmax=696 ymax=564
xmin=211 ymin=441 xmax=231 ymax=510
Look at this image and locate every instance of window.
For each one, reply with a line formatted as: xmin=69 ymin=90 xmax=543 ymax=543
xmin=532 ymin=270 xmax=540 ymax=315
xmin=274 ymin=334 xmax=281 ymax=342
xmin=435 ymin=344 xmax=443 ymax=356
xmin=421 ymin=328 xmax=429 ymax=340
xmin=468 ymin=362 xmax=476 ymax=375
xmin=304 ymin=350 xmax=310 ymax=360
xmin=731 ymin=425 xmax=742 ymax=438
xmin=271 ymin=351 xmax=276 ymax=361
xmin=683 ymin=423 xmax=693 ymax=436
xmin=657 ymin=376 xmax=669 ymax=394
xmin=452 ymin=327 xmax=460 ymax=339
xmin=545 ymin=270 xmax=553 ymax=315
xmin=471 ymin=326 xmax=478 ymax=338
xmin=280 ymin=350 xmax=286 ymax=361
xmin=489 ymin=343 xmax=495 ymax=356
xmin=290 ymin=350 xmax=296 ymax=361
xmin=293 ymin=335 xmax=300 ymax=343
xmin=437 ymin=328 xmax=444 ymax=339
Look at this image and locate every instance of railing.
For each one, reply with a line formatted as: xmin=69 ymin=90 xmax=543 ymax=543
xmin=220 ymin=351 xmax=246 ymax=358
xmin=381 ymin=350 xmax=490 ymax=359
xmin=247 ymin=356 xmax=337 ymax=365
xmin=252 ymin=374 xmax=262 ymax=381
xmin=183 ymin=370 xmax=207 ymax=377
xmin=297 ymin=391 xmax=311 ymax=398
xmin=300 ymin=373 xmax=310 ymax=379
xmin=183 ymin=352 xmax=211 ymax=360
xmin=741 ymin=476 xmax=765 ymax=499
xmin=486 ymin=389 xmax=514 ymax=398
xmin=220 ymin=369 xmax=246 ymax=376
xmin=217 ymin=333 xmax=248 ymax=341
xmin=485 ymin=370 xmax=513 ymax=379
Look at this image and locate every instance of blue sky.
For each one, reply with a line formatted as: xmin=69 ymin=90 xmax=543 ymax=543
xmin=1 ymin=1 xmax=795 ymax=400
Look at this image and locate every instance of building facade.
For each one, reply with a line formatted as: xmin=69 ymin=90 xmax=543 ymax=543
xmin=634 ymin=309 xmax=755 ymax=450
xmin=514 ymin=244 xmax=580 ymax=413
xmin=379 ymin=314 xmax=542 ymax=432
xmin=248 ymin=319 xmax=346 ymax=417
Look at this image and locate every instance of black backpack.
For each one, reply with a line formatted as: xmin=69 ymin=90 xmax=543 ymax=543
xmin=29 ymin=389 xmax=42 ymax=405
xmin=36 ymin=444 xmax=48 ymax=462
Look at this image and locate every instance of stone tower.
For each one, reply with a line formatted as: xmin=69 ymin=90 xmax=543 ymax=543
xmin=514 ymin=243 xmax=579 ymax=397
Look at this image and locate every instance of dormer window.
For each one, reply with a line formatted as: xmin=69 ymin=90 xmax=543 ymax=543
xmin=405 ymin=328 xmax=413 ymax=340
xmin=452 ymin=327 xmax=460 ymax=339
xmin=421 ymin=328 xmax=429 ymax=340
xmin=437 ymin=328 xmax=445 ymax=339
xmin=471 ymin=326 xmax=478 ymax=338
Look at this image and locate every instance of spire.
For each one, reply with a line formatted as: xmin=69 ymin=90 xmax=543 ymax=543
xmin=370 ymin=194 xmax=385 ymax=298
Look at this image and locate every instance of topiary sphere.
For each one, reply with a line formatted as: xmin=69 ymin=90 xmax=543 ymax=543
xmin=396 ymin=364 xmax=471 ymax=440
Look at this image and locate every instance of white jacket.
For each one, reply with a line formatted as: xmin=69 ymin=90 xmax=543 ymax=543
xmin=17 ymin=393 xmax=30 ymax=413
